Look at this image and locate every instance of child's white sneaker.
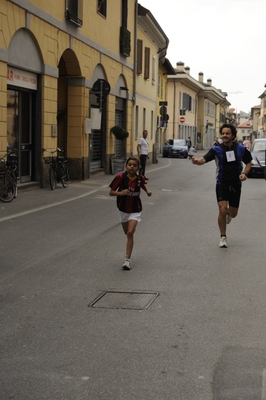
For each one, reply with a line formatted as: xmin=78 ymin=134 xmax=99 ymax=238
xmin=219 ymin=236 xmax=227 ymax=248
xmin=122 ymin=259 xmax=131 ymax=270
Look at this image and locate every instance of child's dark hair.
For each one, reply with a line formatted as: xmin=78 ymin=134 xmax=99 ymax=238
xmin=219 ymin=123 xmax=237 ymax=139
xmin=125 ymin=156 xmax=140 ymax=167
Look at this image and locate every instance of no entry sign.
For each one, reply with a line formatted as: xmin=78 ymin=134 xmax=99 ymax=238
xmin=180 ymin=116 xmax=185 ymax=123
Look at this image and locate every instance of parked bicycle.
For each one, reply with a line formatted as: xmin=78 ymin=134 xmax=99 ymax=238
xmin=0 ymin=150 xmax=18 ymax=202
xmin=6 ymin=151 xmax=18 ymax=197
xmin=43 ymin=148 xmax=69 ymax=190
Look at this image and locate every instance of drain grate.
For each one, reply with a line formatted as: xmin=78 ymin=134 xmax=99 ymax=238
xmin=89 ymin=290 xmax=159 ymax=310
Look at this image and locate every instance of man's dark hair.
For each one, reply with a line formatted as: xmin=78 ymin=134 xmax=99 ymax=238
xmin=219 ymin=123 xmax=237 ymax=139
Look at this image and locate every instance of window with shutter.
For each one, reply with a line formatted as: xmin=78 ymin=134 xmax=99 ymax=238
xmin=152 ymin=55 xmax=156 ymax=85
xmin=157 ymin=74 xmax=161 ymax=96
xmin=121 ymin=0 xmax=128 ymax=28
xmin=137 ymin=40 xmax=143 ymax=74
xmin=66 ymin=0 xmax=82 ymax=26
xmin=98 ymin=0 xmax=107 ymax=17
xmin=144 ymin=47 xmax=150 ymax=80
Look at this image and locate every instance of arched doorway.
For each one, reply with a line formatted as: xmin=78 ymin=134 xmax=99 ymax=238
xmin=7 ymin=28 xmax=42 ymax=183
xmin=114 ymin=75 xmax=128 ymax=158
xmin=89 ymin=65 xmax=109 ymax=173
xmin=58 ymin=49 xmax=82 ymax=160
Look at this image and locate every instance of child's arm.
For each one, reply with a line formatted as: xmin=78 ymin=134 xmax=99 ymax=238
xmin=109 ymin=188 xmax=129 ymax=196
xmin=141 ymin=184 xmax=152 ymax=197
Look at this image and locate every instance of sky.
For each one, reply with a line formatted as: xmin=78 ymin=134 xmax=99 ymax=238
xmin=139 ymin=0 xmax=266 ymax=114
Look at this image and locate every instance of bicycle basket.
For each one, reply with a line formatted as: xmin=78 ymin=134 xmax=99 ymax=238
xmin=0 ymin=160 xmax=7 ymax=172
xmin=7 ymin=154 xmax=18 ymax=166
xmin=44 ymin=157 xmax=52 ymax=164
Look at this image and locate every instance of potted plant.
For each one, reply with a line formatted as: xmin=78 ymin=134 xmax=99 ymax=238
xmin=110 ymin=125 xmax=129 ymax=141
xmin=110 ymin=126 xmax=129 ymax=174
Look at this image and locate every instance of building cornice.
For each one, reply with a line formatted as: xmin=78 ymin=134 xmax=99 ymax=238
xmin=167 ymin=73 xmax=204 ymax=92
xmin=168 ymin=73 xmax=229 ymax=105
xmin=138 ymin=4 xmax=169 ymax=54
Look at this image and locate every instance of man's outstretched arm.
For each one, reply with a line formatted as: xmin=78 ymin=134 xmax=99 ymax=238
xmin=191 ymin=157 xmax=206 ymax=165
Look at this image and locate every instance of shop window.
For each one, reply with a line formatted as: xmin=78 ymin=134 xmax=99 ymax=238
xmin=98 ymin=0 xmax=107 ymax=17
xmin=66 ymin=0 xmax=82 ymax=26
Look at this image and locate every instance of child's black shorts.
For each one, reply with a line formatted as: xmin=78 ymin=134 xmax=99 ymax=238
xmin=216 ymin=183 xmax=241 ymax=208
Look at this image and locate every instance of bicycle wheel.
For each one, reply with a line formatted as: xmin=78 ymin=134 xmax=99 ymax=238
xmin=49 ymin=165 xmax=56 ymax=190
xmin=10 ymin=170 xmax=17 ymax=197
xmin=0 ymin=174 xmax=15 ymax=202
xmin=60 ymin=162 xmax=69 ymax=188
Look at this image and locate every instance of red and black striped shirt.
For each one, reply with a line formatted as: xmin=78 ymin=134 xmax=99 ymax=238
xmin=109 ymin=172 xmax=145 ymax=213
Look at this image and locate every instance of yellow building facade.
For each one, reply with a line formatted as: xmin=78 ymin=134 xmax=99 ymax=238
xmin=0 ymin=0 xmax=137 ymax=186
xmin=157 ymin=58 xmax=175 ymax=154
xmin=135 ymin=5 xmax=171 ymax=162
xmin=167 ymin=64 xmax=230 ymax=149
xmin=258 ymin=90 xmax=266 ymax=137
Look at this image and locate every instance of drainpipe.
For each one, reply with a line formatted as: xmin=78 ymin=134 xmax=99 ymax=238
xmin=173 ymin=80 xmax=176 ymax=139
xmin=132 ymin=0 xmax=138 ymax=156
xmin=195 ymin=93 xmax=198 ymax=146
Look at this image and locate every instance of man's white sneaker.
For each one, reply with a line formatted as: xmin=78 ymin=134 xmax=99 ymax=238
xmin=226 ymin=213 xmax=232 ymax=224
xmin=219 ymin=236 xmax=227 ymax=248
xmin=122 ymin=259 xmax=131 ymax=270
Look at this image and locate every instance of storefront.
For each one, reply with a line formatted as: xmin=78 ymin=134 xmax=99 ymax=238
xmin=7 ymin=67 xmax=38 ymax=183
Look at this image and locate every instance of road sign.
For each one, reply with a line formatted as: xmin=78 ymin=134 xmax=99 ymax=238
xmin=180 ymin=116 xmax=185 ymax=123
xmin=92 ymin=79 xmax=111 ymax=97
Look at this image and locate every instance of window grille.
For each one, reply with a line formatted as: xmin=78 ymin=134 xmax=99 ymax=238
xmin=98 ymin=0 xmax=107 ymax=17
xmin=65 ymin=0 xmax=82 ymax=26
xmin=120 ymin=26 xmax=131 ymax=57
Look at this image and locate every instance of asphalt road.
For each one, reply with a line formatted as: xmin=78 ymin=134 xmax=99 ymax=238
xmin=1 ymin=153 xmax=266 ymax=400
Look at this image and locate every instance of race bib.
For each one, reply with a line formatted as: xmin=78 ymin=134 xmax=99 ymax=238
xmin=226 ymin=151 xmax=236 ymax=162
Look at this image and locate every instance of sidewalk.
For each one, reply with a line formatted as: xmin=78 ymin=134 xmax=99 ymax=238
xmin=0 ymin=173 xmax=112 ymax=222
xmin=1 ymin=152 xmax=206 ymax=221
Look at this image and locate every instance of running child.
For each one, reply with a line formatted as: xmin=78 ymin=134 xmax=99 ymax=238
xmin=109 ymin=157 xmax=152 ymax=270
xmin=188 ymin=145 xmax=197 ymax=160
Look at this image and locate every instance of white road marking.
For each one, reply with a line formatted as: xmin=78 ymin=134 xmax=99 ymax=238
xmin=262 ymin=369 xmax=266 ymax=400
xmin=0 ymin=160 xmax=171 ymax=223
xmin=0 ymin=187 xmax=102 ymax=222
xmin=148 ymin=159 xmax=172 ymax=172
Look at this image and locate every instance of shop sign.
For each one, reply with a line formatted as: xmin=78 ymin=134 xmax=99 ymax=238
xmin=7 ymin=67 xmax=37 ymax=90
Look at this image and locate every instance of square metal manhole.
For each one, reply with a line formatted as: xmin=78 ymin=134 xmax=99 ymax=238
xmin=89 ymin=290 xmax=159 ymax=310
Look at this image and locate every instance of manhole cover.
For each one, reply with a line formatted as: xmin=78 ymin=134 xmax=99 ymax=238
xmin=89 ymin=290 xmax=159 ymax=310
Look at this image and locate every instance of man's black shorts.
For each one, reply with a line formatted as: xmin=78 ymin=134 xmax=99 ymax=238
xmin=216 ymin=183 xmax=242 ymax=208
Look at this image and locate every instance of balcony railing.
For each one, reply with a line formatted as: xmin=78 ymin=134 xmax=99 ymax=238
xmin=120 ymin=26 xmax=131 ymax=57
xmin=65 ymin=9 xmax=83 ymax=27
